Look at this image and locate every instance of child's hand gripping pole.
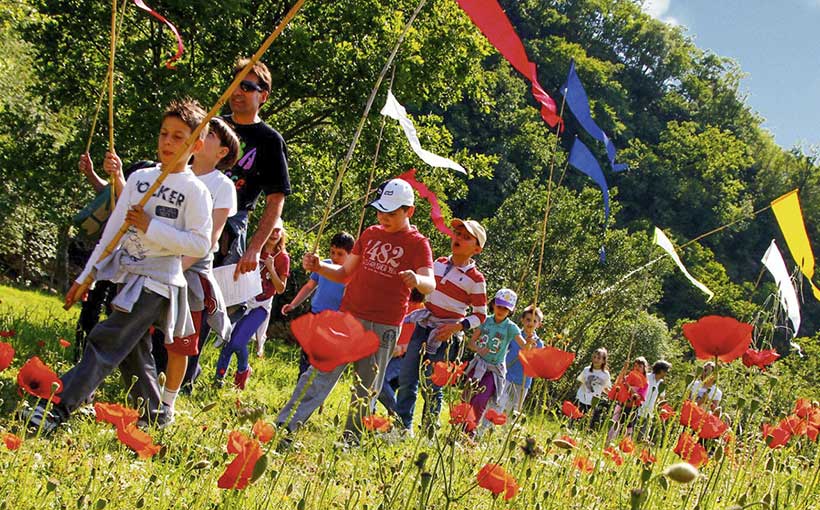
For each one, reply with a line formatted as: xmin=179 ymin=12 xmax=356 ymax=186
xmin=62 ymin=0 xmax=308 ymax=311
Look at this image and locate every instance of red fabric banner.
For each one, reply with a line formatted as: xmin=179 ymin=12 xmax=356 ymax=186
xmin=456 ymin=0 xmax=561 ymax=128
xmin=396 ymin=169 xmax=454 ymax=238
xmin=133 ymin=0 xmax=184 ymax=69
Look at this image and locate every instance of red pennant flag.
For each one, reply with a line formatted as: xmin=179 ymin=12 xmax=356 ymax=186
xmin=396 ymin=169 xmax=454 ymax=238
xmin=456 ymin=0 xmax=562 ymax=128
xmin=133 ymin=0 xmax=184 ymax=69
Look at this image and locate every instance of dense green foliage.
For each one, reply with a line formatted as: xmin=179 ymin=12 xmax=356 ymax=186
xmin=2 ymin=0 xmax=819 ymax=370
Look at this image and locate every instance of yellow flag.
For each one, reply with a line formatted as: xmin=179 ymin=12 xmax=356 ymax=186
xmin=771 ymin=189 xmax=820 ymax=301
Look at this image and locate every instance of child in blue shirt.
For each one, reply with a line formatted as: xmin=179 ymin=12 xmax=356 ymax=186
xmin=281 ymin=232 xmax=354 ymax=377
xmin=464 ymin=289 xmax=530 ymax=424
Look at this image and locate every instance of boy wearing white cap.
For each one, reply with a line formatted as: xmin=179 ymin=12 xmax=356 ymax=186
xmin=464 ymin=288 xmax=530 ymax=427
xmin=279 ymin=178 xmax=435 ymax=443
xmin=395 ymin=218 xmax=488 ymax=436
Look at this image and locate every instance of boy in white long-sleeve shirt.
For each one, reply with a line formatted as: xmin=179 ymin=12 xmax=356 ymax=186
xmin=24 ymin=99 xmax=213 ymax=434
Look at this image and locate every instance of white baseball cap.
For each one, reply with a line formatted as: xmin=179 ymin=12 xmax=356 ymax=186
xmin=494 ymin=288 xmax=518 ymax=311
xmin=370 ymin=178 xmax=415 ymax=212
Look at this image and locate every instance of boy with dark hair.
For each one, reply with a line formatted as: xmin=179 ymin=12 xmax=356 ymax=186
xmin=277 ymin=179 xmax=435 ymax=443
xmin=394 ymin=219 xmax=488 ymax=436
xmin=24 ymin=99 xmax=213 ymax=433
xmin=281 ymin=231 xmax=355 ymax=372
xmin=497 ymin=304 xmax=543 ymax=414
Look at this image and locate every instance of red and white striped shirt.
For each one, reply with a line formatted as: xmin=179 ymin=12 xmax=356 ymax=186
xmin=424 ymin=256 xmax=487 ymax=330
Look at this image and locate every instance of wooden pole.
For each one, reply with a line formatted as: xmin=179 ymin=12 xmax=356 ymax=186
xmin=107 ymin=0 xmax=118 ymax=211
xmin=66 ymin=0 xmax=308 ymax=310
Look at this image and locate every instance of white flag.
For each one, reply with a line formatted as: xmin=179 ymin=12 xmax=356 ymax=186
xmin=653 ymin=227 xmax=714 ymax=301
xmin=761 ymin=240 xmax=802 ymax=337
xmin=380 ymin=90 xmax=467 ymax=174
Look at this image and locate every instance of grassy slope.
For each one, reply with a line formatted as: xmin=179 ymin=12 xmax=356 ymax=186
xmin=0 ymin=284 xmax=818 ymax=509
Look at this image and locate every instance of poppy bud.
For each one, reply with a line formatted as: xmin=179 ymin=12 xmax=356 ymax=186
xmin=552 ymin=438 xmax=575 ymax=450
xmin=663 ymin=463 xmax=699 ymax=483
xmin=158 ymin=372 xmax=166 ymax=387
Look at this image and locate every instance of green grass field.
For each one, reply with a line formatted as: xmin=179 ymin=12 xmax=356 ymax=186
xmin=0 ymin=284 xmax=818 ymax=509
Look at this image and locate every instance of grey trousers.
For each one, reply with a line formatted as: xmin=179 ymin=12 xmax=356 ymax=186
xmin=276 ymin=319 xmax=398 ymax=437
xmin=55 ymin=289 xmax=166 ymax=423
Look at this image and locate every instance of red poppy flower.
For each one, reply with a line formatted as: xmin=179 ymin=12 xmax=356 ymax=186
xmin=625 ymin=369 xmax=647 ymax=389
xmin=0 ymin=330 xmax=15 ymax=338
xmin=58 ymin=338 xmax=71 ymax=349
xmin=562 ymin=401 xmax=584 ymax=420
xmin=794 ymin=398 xmax=813 ymax=418
xmin=116 ymin=423 xmax=161 ymax=459
xmin=485 ymin=408 xmax=507 ymax=425
xmin=0 ymin=341 xmax=14 ymax=371
xmin=17 ymin=356 xmax=63 ymax=403
xmin=559 ymin=434 xmax=577 ymax=447
xmin=476 ymin=463 xmax=519 ymax=500
xmin=362 ymin=415 xmax=392 ymax=433
xmin=290 ymin=311 xmax=381 ymax=372
xmin=607 ymin=380 xmax=634 ymax=404
xmin=218 ymin=430 xmax=264 ymax=490
xmin=573 ymin=455 xmax=595 ymax=473
xmin=2 ymin=432 xmax=22 ymax=450
xmin=430 ymin=360 xmax=467 ymax=387
xmin=659 ymin=403 xmax=676 ymax=422
xmin=680 ymin=400 xmax=706 ymax=430
xmin=682 ymin=315 xmax=753 ymax=362
xmin=674 ymin=433 xmax=709 ymax=468
xmin=449 ymin=402 xmax=477 ymax=432
xmin=518 ymin=346 xmax=575 ymax=380
xmin=603 ymin=446 xmax=623 ymax=466
xmin=94 ymin=402 xmax=140 ymax=429
xmin=698 ymin=413 xmax=728 ymax=440
xmin=762 ymin=423 xmax=791 ymax=449
xmin=639 ymin=449 xmax=656 ymax=465
xmin=742 ymin=348 xmax=780 ymax=370
xmin=618 ymin=437 xmax=635 ymax=454
xmin=252 ymin=419 xmax=276 ymax=443
xmin=779 ymin=415 xmax=807 ymax=436
xmin=36 ymin=341 xmax=45 ymax=348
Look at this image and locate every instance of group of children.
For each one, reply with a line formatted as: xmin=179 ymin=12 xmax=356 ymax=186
xmin=26 ymin=94 xmax=687 ymax=449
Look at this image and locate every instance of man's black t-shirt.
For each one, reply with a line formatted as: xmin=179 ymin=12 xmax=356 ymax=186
xmin=221 ymin=116 xmax=291 ymax=211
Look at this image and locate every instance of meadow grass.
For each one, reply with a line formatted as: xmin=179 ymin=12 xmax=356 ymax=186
xmin=0 ymin=284 xmax=818 ymax=509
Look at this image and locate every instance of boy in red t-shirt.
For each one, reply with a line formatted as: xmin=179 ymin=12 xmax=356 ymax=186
xmin=276 ymin=178 xmax=435 ymax=444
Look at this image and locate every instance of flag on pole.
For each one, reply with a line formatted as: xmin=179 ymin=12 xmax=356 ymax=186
xmin=568 ymin=138 xmax=610 ymax=260
xmin=456 ymin=0 xmax=561 ymax=128
xmin=770 ymin=189 xmax=820 ymax=301
xmin=653 ymin=227 xmax=714 ymax=301
xmin=761 ymin=240 xmax=801 ymax=337
xmin=561 ymin=60 xmax=627 ymax=172
xmin=380 ymin=91 xmax=467 ymax=174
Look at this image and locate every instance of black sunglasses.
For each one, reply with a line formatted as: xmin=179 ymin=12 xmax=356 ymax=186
xmin=238 ymin=80 xmax=265 ymax=93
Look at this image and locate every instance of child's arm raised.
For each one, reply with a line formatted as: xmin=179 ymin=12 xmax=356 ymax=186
xmin=282 ymin=279 xmax=318 ymax=315
xmin=264 ymin=255 xmax=287 ymax=294
xmin=304 ymin=252 xmax=358 ymax=284
xmin=513 ymin=334 xmax=529 ymax=349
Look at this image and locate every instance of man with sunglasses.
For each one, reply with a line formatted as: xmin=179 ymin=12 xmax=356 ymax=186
xmin=218 ymin=58 xmax=291 ymax=278
xmin=180 ymin=59 xmax=291 ymax=392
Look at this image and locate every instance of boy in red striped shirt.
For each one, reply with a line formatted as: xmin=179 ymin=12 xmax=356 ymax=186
xmin=395 ymin=219 xmax=487 ymax=436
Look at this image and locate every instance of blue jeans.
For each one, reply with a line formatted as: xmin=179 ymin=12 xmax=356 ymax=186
xmin=395 ymin=325 xmax=459 ymax=431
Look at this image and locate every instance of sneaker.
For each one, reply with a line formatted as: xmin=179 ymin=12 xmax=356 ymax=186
xmin=213 ymin=376 xmax=225 ymax=389
xmin=234 ymin=366 xmax=252 ymax=390
xmin=20 ymin=404 xmax=62 ymax=436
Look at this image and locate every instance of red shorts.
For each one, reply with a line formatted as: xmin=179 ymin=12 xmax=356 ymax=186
xmin=167 ymin=310 xmax=203 ymax=356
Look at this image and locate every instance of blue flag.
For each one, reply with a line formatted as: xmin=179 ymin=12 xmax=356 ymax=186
xmin=568 ymin=138 xmax=610 ymax=260
xmin=562 ymin=60 xmax=628 ymax=173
